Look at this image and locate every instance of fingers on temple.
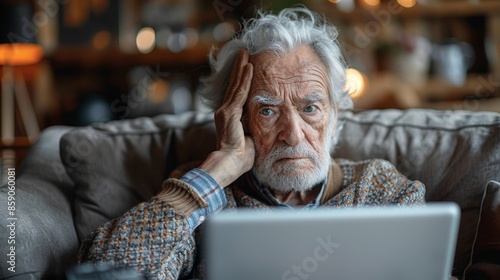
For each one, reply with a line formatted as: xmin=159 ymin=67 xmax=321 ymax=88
xmin=223 ymin=49 xmax=253 ymax=108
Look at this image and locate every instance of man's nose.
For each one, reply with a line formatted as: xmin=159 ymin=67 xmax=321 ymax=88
xmin=277 ymin=111 xmax=305 ymax=146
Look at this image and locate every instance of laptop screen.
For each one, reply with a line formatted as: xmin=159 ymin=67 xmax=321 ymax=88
xmin=204 ymin=203 xmax=460 ymax=280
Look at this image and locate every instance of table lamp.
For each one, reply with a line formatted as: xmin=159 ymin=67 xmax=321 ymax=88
xmin=0 ymin=1 xmax=44 ymax=145
xmin=1 ymin=1 xmax=44 ymax=182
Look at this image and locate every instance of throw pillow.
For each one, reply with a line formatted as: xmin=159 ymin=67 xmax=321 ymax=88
xmin=464 ymin=180 xmax=500 ymax=280
xmin=60 ymin=113 xmax=215 ymax=242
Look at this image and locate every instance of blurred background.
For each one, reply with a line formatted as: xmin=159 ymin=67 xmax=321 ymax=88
xmin=1 ymin=0 xmax=499 ymax=168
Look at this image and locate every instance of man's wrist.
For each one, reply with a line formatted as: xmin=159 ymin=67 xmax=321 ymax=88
xmin=199 ymin=151 xmax=242 ymax=188
xmin=179 ymin=168 xmax=228 ymax=229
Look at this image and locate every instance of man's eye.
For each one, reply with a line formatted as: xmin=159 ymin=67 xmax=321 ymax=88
xmin=303 ymin=105 xmax=318 ymax=113
xmin=260 ymin=108 xmax=273 ymax=116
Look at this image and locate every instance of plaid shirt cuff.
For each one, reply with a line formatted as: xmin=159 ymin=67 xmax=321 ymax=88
xmin=180 ymin=168 xmax=227 ymax=229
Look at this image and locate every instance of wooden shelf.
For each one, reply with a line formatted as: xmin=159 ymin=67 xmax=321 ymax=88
xmin=418 ymin=74 xmax=500 ymax=101
xmin=47 ymin=42 xmax=213 ymax=69
xmin=305 ymin=0 xmax=500 ymax=110
xmin=422 ymin=96 xmax=500 ymax=112
xmin=399 ymin=1 xmax=500 ymax=17
xmin=353 ymin=73 xmax=500 ymax=110
xmin=307 ymin=0 xmax=500 ymax=19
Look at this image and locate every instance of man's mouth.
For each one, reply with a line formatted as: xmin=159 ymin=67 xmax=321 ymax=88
xmin=275 ymin=156 xmax=307 ymax=163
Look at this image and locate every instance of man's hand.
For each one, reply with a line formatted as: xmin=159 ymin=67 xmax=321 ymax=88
xmin=199 ymin=49 xmax=255 ymax=188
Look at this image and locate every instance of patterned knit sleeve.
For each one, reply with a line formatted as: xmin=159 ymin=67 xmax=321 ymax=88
xmin=390 ymin=175 xmax=426 ymax=205
xmin=78 ymin=168 xmax=227 ymax=280
xmin=364 ymin=159 xmax=426 ymax=206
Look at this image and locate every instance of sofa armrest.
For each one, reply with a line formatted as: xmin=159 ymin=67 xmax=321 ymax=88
xmin=0 ymin=126 xmax=79 ymax=279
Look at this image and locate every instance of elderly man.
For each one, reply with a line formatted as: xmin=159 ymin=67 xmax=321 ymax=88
xmin=79 ymin=7 xmax=425 ymax=279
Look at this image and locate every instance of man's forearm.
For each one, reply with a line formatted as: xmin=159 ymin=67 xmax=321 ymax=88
xmin=157 ymin=168 xmax=228 ymax=229
xmin=78 ymin=169 xmax=228 ymax=278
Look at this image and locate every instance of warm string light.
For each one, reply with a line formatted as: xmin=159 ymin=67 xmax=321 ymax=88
xmin=397 ymin=0 xmax=417 ymax=8
xmin=329 ymin=0 xmax=416 ymax=9
xmin=136 ymin=27 xmax=156 ymax=54
xmin=364 ymin=0 xmax=381 ymax=7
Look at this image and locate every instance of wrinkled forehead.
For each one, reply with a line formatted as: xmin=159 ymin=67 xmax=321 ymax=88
xmin=249 ymin=45 xmax=328 ymax=81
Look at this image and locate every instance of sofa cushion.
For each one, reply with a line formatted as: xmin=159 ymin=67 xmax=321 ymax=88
xmin=464 ymin=180 xmax=500 ymax=279
xmin=60 ymin=112 xmax=215 ymax=241
xmin=0 ymin=126 xmax=79 ymax=279
xmin=334 ymin=109 xmax=500 ymax=277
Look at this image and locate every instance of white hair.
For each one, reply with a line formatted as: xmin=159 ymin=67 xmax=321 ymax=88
xmin=199 ymin=6 xmax=353 ymax=113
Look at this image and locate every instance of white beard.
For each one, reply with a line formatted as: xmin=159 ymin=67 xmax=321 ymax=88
xmin=252 ymin=126 xmax=334 ymax=193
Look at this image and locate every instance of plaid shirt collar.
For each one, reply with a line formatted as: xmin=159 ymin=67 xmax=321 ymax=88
xmin=244 ymin=172 xmax=327 ymax=210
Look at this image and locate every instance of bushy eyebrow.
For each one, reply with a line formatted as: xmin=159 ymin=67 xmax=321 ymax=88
xmin=249 ymin=93 xmax=283 ymax=106
xmin=249 ymin=92 xmax=327 ymax=106
xmin=301 ymin=92 xmax=326 ymax=104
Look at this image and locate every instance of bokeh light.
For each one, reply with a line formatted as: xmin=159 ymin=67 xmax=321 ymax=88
xmin=345 ymin=68 xmax=369 ymax=99
xmin=136 ymin=27 xmax=156 ymax=54
xmin=398 ymin=0 xmax=417 ymax=8
xmin=364 ymin=0 xmax=381 ymax=6
xmin=213 ymin=22 xmax=236 ymax=42
xmin=167 ymin=33 xmax=187 ymax=53
xmin=92 ymin=30 xmax=111 ymax=50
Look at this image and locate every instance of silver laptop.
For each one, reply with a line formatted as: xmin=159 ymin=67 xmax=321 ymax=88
xmin=204 ymin=203 xmax=460 ymax=280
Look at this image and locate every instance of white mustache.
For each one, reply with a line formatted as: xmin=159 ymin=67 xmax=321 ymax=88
xmin=266 ymin=144 xmax=317 ymax=162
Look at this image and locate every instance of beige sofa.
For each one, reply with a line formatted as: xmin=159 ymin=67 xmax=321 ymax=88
xmin=0 ymin=109 xmax=499 ymax=279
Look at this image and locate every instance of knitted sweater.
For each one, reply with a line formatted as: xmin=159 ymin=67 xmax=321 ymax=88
xmin=78 ymin=158 xmax=426 ymax=279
